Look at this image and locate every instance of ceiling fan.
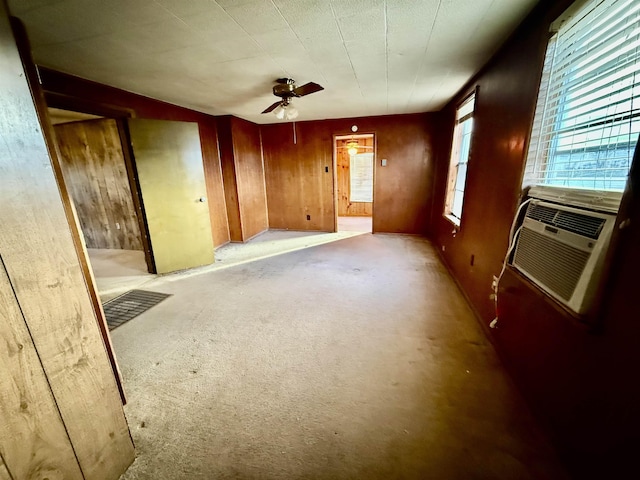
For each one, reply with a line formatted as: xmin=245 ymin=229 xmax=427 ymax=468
xmin=338 ymin=139 xmax=374 ymax=156
xmin=261 ymin=78 xmax=324 ymax=120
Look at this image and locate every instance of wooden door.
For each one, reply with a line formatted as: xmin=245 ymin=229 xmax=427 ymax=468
xmin=55 ymin=119 xmax=143 ymax=251
xmin=128 ymin=119 xmax=214 ymax=274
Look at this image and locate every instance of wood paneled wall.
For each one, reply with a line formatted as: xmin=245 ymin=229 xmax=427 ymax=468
xmin=200 ymin=121 xmax=231 ymax=248
xmin=199 ymin=121 xmax=230 ymax=247
xmin=0 ymin=6 xmax=134 ymax=478
xmin=38 ymin=68 xmax=230 ymax=248
xmin=55 ymin=118 xmax=142 ymax=250
xmin=0 ymin=457 xmax=12 ymax=480
xmin=262 ymin=122 xmax=333 ymax=231
xmin=217 ymin=117 xmax=242 ymax=241
xmin=336 ymin=136 xmax=374 ymax=216
xmin=0 ymin=261 xmax=83 ymax=479
xmin=431 ymin=0 xmax=640 ymax=476
xmin=262 ymin=114 xmax=434 ymax=233
xmin=232 ymin=117 xmax=268 ymax=240
xmin=217 ymin=116 xmax=268 ymax=242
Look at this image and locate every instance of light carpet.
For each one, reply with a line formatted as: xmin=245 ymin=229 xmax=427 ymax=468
xmin=113 ymin=234 xmax=568 ymax=479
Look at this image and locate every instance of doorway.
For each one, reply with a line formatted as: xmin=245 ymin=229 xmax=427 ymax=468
xmin=49 ymin=108 xmax=216 ymax=298
xmin=46 ymin=105 xmax=215 ymax=405
xmin=49 ymin=108 xmax=153 ymax=300
xmin=334 ymin=134 xmax=374 ymax=233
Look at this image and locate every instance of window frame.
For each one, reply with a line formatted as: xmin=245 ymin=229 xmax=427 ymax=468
xmin=522 ymin=0 xmax=640 ymax=194
xmin=443 ymin=91 xmax=477 ymax=226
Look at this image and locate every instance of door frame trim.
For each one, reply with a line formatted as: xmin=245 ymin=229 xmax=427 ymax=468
xmin=332 ymin=133 xmax=376 ymax=232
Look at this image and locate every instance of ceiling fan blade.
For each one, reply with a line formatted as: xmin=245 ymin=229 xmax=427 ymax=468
xmin=261 ymin=101 xmax=282 ymax=114
xmin=293 ymin=82 xmax=324 ymax=97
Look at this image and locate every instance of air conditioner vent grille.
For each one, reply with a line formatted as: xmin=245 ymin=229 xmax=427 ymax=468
xmin=513 ymin=227 xmax=591 ymax=301
xmin=526 ymin=204 xmax=605 ymax=239
xmin=527 ymin=204 xmax=558 ymax=224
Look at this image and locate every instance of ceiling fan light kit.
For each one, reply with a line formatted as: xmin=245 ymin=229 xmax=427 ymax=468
xmin=273 ymin=98 xmax=299 ymax=120
xmin=261 ymin=78 xmax=323 ymax=120
xmin=347 ymin=140 xmax=359 ymax=156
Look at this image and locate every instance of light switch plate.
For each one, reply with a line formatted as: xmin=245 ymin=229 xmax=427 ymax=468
xmin=381 ymin=158 xmax=387 ymax=166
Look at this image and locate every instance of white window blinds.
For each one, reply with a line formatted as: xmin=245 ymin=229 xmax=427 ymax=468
xmin=523 ymin=0 xmax=640 ymax=191
xmin=350 ymin=153 xmax=374 ymax=202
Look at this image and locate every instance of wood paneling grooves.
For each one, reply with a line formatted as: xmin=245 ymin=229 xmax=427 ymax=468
xmin=217 ymin=116 xmax=268 ymax=242
xmin=0 ymin=257 xmax=83 ymax=479
xmin=199 ymin=121 xmax=230 ymax=247
xmin=0 ymin=456 xmax=11 ymax=480
xmin=217 ymin=116 xmax=243 ymax=242
xmin=1 ymin=5 xmax=134 ymax=479
xmin=231 ymin=117 xmax=268 ymax=240
xmin=55 ymin=119 xmax=143 ymax=251
xmin=262 ymin=114 xmax=434 ymax=233
xmin=262 ymin=122 xmax=333 ymax=231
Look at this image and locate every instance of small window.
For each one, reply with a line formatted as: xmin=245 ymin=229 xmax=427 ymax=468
xmin=444 ymin=93 xmax=476 ymax=224
xmin=350 ymin=153 xmax=374 ymax=202
xmin=523 ymin=0 xmax=640 ymax=192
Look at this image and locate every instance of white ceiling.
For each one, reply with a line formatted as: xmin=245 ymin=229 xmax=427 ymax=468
xmin=8 ymin=0 xmax=538 ymax=124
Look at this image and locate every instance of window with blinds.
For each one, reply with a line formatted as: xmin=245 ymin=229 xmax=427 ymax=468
xmin=444 ymin=93 xmax=476 ymax=223
xmin=523 ymin=0 xmax=640 ymax=192
xmin=350 ymin=153 xmax=373 ymax=202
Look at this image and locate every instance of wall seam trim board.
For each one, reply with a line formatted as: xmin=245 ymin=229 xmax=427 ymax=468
xmin=258 ymin=127 xmax=270 ymax=228
xmin=0 ymin=254 xmax=84 ymax=478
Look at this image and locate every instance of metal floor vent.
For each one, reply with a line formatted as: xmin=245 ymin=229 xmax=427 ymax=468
xmin=103 ymin=289 xmax=171 ymax=330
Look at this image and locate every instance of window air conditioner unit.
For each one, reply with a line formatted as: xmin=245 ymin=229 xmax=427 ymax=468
xmin=511 ymin=186 xmax=621 ymax=315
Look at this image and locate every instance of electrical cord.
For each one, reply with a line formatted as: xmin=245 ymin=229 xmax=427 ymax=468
xmin=490 ymin=197 xmax=534 ymax=328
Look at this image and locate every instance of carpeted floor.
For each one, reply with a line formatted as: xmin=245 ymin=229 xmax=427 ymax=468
xmin=112 ymin=234 xmax=568 ymax=479
xmin=87 ymin=248 xmax=153 ymax=301
xmin=337 ymin=216 xmax=372 ymax=232
xmin=88 ymin=230 xmax=368 ymax=301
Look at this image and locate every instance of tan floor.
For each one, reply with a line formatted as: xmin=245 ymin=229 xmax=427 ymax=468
xmin=112 ymin=234 xmax=568 ymax=480
xmin=87 ymin=248 xmax=153 ymax=301
xmin=338 ymin=215 xmax=372 ymax=232
xmin=89 ymin=230 xmax=368 ymax=301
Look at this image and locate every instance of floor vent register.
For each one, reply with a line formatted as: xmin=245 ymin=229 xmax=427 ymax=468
xmin=103 ymin=289 xmax=171 ymax=330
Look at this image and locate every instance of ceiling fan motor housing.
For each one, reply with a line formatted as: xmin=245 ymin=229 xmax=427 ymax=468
xmin=261 ymin=78 xmax=323 ymax=114
xmin=273 ymin=79 xmax=297 ymax=98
